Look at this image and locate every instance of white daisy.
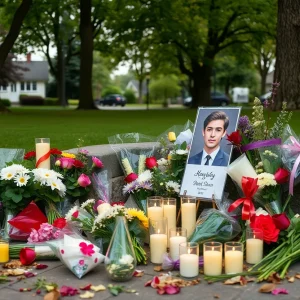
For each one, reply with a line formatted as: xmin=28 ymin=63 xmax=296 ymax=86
xmin=137 ymin=170 xmax=152 ymax=183
xmin=14 ymin=173 xmax=30 ymax=187
xmin=0 ymin=169 xmax=15 ymax=180
xmin=81 ymin=199 xmax=95 ymax=208
xmin=166 ymin=180 xmax=180 ymax=193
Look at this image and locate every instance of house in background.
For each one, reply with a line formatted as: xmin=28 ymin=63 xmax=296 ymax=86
xmin=126 ymin=79 xmax=147 ymax=98
xmin=0 ymin=53 xmax=49 ymax=103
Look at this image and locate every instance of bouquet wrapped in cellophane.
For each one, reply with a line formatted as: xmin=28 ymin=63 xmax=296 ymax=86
xmin=108 ymin=133 xmax=159 ymax=212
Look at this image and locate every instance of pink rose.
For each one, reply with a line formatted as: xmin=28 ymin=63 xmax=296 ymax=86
xmin=125 ymin=173 xmax=138 ymax=183
xmin=59 ymin=157 xmax=75 ymax=169
xmin=272 ymin=213 xmax=291 ymax=230
xmin=92 ymin=156 xmax=104 ymax=168
xmin=78 ymin=174 xmax=91 ymax=187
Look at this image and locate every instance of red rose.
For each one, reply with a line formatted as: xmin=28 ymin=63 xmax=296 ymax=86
xmin=272 ymin=213 xmax=290 ymax=230
xmin=73 ymin=159 xmax=84 ymax=168
xmin=226 ymin=130 xmax=242 ymax=146
xmin=274 ymin=168 xmax=289 ymax=184
xmin=24 ymin=151 xmax=36 ymax=160
xmin=50 ymin=148 xmax=62 ymax=155
xmin=20 ymin=247 xmax=36 ymax=265
xmin=146 ymin=157 xmax=158 ymax=169
xmin=125 ymin=173 xmax=138 ymax=183
xmin=53 ymin=217 xmax=67 ymax=229
xmin=250 ymin=214 xmax=280 ymax=244
xmin=111 ymin=201 xmax=125 ymax=206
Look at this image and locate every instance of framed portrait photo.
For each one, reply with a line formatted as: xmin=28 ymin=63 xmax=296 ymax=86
xmin=180 ymin=107 xmax=241 ymax=200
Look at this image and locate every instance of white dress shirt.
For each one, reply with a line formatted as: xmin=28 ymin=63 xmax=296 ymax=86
xmin=201 ymin=147 xmax=220 ymax=166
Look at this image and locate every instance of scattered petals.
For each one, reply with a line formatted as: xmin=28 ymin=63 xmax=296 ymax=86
xmin=79 ymin=291 xmax=95 ymax=298
xmin=154 ymin=266 xmax=162 ymax=272
xmin=295 ymin=273 xmax=300 ymax=279
xmin=24 ymin=271 xmax=36 ymax=278
xmin=259 ymin=283 xmax=276 ymax=293
xmin=164 ymin=285 xmax=180 ymax=295
xmin=267 ymin=272 xmax=282 ymax=284
xmin=60 ymin=285 xmax=80 ymax=296
xmin=224 ymin=276 xmax=248 ymax=286
xmin=80 ymin=284 xmax=92 ymax=291
xmin=133 ymin=270 xmax=144 ymax=277
xmin=36 ymin=264 xmax=48 ymax=269
xmin=272 ymin=288 xmax=289 ymax=295
xmin=0 ymin=269 xmax=25 ymax=276
xmin=287 ymin=276 xmax=295 ymax=283
xmin=44 ymin=289 xmax=60 ymax=300
xmin=90 ymin=285 xmax=106 ymax=292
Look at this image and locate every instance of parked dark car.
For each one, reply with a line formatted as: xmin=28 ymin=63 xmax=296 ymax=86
xmin=183 ymin=92 xmax=230 ymax=107
xmin=259 ymin=91 xmax=271 ymax=103
xmin=97 ymin=94 xmax=126 ymax=107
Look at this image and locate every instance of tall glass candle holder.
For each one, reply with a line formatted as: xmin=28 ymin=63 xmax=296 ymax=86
xmin=246 ymin=227 xmax=263 ymax=264
xmin=179 ymin=242 xmax=199 ymax=278
xmin=169 ymin=227 xmax=187 ymax=260
xmin=149 ymin=217 xmax=167 ymax=264
xmin=181 ymin=196 xmax=196 ymax=238
xmin=147 ymin=196 xmax=163 ymax=221
xmin=163 ymin=198 xmax=176 ymax=246
xmin=203 ymin=242 xmax=223 ymax=276
xmin=35 ymin=138 xmax=51 ymax=169
xmin=225 ymin=242 xmax=243 ymax=274
xmin=0 ymin=229 xmax=9 ymax=263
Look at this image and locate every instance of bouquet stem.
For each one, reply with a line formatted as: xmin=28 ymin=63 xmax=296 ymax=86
xmin=46 ymin=202 xmax=62 ymax=224
xmin=132 ymin=236 xmax=147 ymax=265
xmin=9 ymin=244 xmax=57 ymax=260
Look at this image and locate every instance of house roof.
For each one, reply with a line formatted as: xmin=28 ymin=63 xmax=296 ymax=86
xmin=266 ymin=70 xmax=274 ymax=85
xmin=127 ymin=80 xmax=148 ymax=95
xmin=13 ymin=61 xmax=49 ymax=81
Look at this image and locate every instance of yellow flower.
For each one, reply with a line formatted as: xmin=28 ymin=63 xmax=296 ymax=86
xmin=126 ymin=208 xmax=148 ymax=228
xmin=168 ymin=132 xmax=176 ymax=142
xmin=167 ymin=153 xmax=172 ymax=160
xmin=61 ymin=152 xmax=76 ymax=158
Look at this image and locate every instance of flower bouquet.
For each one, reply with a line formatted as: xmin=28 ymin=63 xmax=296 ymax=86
xmin=108 ymin=132 xmax=158 ymax=212
xmin=47 ymin=234 xmax=105 ymax=278
xmin=66 ymin=200 xmax=148 ymax=264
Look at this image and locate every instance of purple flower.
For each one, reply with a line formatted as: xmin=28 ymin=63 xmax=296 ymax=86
xmin=238 ymin=116 xmax=253 ymax=138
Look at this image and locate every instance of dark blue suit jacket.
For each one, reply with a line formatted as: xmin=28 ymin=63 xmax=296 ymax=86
xmin=188 ymin=149 xmax=229 ymax=166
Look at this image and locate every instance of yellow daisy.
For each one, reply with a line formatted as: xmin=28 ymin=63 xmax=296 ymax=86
xmin=61 ymin=152 xmax=76 ymax=158
xmin=126 ymin=208 xmax=148 ymax=228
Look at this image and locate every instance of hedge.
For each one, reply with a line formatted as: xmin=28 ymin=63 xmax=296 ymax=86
xmin=0 ymin=98 xmax=11 ymax=107
xmin=20 ymin=95 xmax=44 ymax=106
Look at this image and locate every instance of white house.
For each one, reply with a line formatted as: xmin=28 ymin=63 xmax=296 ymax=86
xmin=126 ymin=80 xmax=147 ymax=98
xmin=0 ymin=54 xmax=49 ymax=103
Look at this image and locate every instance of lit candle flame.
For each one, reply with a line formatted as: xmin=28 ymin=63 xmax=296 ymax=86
xmin=188 ymin=248 xmax=191 ymax=254
xmin=167 ymin=201 xmax=169 ymax=205
xmin=154 ymin=203 xmax=157 ymax=207
xmin=254 ymin=235 xmax=256 ymax=239
xmin=158 ymin=229 xmax=160 ymax=234
xmin=212 ymin=247 xmax=214 ymax=251
xmin=233 ymin=247 xmax=235 ymax=251
xmin=177 ymin=232 xmax=179 ymax=236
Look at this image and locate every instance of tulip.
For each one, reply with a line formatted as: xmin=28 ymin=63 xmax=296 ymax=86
xmin=145 ymin=157 xmax=158 ymax=169
xmin=168 ymin=132 xmax=176 ymax=142
xmin=274 ymin=168 xmax=289 ymax=184
xmin=77 ymin=174 xmax=91 ymax=187
xmin=20 ymin=247 xmax=36 ymax=265
xmin=92 ymin=156 xmax=104 ymax=168
xmin=125 ymin=173 xmax=138 ymax=183
xmin=272 ymin=213 xmax=291 ymax=230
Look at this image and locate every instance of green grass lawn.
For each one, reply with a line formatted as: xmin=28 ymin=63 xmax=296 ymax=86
xmin=0 ymin=106 xmax=298 ymax=151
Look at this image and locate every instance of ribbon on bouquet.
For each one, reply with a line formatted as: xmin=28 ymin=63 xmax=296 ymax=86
xmin=228 ymin=177 xmax=259 ymax=220
xmin=241 ymin=138 xmax=281 ymax=152
xmin=35 ymin=151 xmax=51 ymax=168
xmin=281 ymin=136 xmax=300 ymax=195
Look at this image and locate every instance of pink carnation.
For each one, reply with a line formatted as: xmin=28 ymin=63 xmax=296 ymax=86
xmin=28 ymin=229 xmax=40 ymax=243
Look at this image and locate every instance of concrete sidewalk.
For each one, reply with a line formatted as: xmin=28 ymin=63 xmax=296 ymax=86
xmin=1 ymin=256 xmax=300 ymax=300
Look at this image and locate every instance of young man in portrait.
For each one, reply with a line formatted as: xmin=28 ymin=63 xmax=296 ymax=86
xmin=188 ymin=111 xmax=229 ymax=166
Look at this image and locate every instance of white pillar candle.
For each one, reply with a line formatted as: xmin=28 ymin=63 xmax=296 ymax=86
xmin=225 ymin=250 xmax=243 ymax=274
xmin=163 ymin=204 xmax=176 ymax=234
xmin=180 ymin=253 xmax=199 ymax=277
xmin=246 ymin=238 xmax=263 ymax=264
xmin=150 ymin=233 xmax=167 ymax=264
xmin=227 ymin=154 xmax=257 ymax=189
xmin=169 ymin=235 xmax=186 ymax=260
xmin=35 ymin=138 xmax=50 ymax=169
xmin=204 ymin=250 xmax=222 ymax=276
xmin=148 ymin=206 xmax=163 ymax=221
xmin=181 ymin=202 xmax=196 ymax=237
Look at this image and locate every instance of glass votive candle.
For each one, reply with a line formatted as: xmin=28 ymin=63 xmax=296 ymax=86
xmin=169 ymin=227 xmax=187 ymax=260
xmin=203 ymin=242 xmax=223 ymax=276
xmin=179 ymin=242 xmax=199 ymax=278
xmin=35 ymin=138 xmax=51 ymax=169
xmin=147 ymin=196 xmax=163 ymax=221
xmin=149 ymin=217 xmax=168 ymax=264
xmin=225 ymin=242 xmax=243 ymax=274
xmin=181 ymin=196 xmax=196 ymax=238
xmin=246 ymin=227 xmax=263 ymax=264
xmin=0 ymin=230 xmax=9 ymax=263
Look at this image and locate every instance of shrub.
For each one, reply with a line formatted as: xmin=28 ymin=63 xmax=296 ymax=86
xmin=44 ymin=98 xmax=59 ymax=106
xmin=102 ymin=85 xmax=122 ymax=97
xmin=68 ymin=99 xmax=79 ymax=106
xmin=123 ymin=89 xmax=137 ymax=104
xmin=0 ymin=98 xmax=11 ymax=107
xmin=20 ymin=95 xmax=44 ymax=106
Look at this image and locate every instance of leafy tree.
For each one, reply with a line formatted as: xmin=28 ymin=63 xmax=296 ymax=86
xmin=112 ymin=72 xmax=135 ymax=92
xmin=102 ymin=85 xmax=122 ymax=97
xmin=123 ymin=88 xmax=136 ymax=104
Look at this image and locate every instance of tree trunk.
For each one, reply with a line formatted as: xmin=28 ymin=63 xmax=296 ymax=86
xmin=0 ymin=0 xmax=32 ymax=68
xmin=274 ymin=0 xmax=300 ymax=110
xmin=138 ymin=79 xmax=143 ymax=104
xmin=260 ymin=71 xmax=267 ymax=95
xmin=78 ymin=0 xmax=97 ymax=110
xmin=191 ymin=61 xmax=212 ymax=108
xmin=56 ymin=42 xmax=67 ymax=107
